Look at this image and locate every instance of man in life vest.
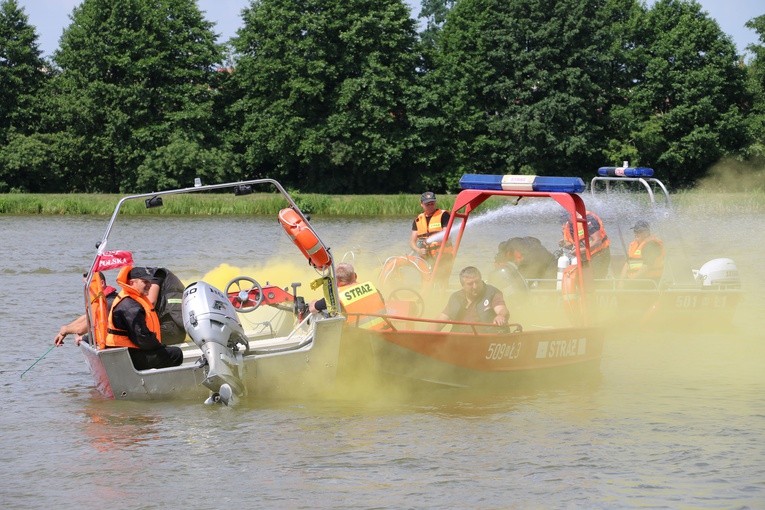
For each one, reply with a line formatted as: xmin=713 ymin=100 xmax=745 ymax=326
xmin=106 ymin=266 xmax=183 ymax=370
xmin=410 ymin=191 xmax=451 ymax=261
xmin=309 ymin=262 xmax=388 ymax=330
xmin=145 ymin=267 xmax=187 ymax=345
xmin=620 ymin=220 xmax=665 ymax=284
xmin=54 ymin=272 xmax=118 ymax=346
xmin=432 ymin=266 xmax=509 ymax=332
xmin=561 ymin=210 xmax=612 ymax=278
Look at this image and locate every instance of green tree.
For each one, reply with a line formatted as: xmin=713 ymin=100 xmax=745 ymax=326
xmin=418 ymin=0 xmax=456 ymax=48
xmin=419 ymin=0 xmax=638 ymax=188
xmin=230 ymin=0 xmax=420 ymax=193
xmin=0 ymin=0 xmax=49 ymax=191
xmin=744 ymin=14 xmax=765 ymax=156
xmin=609 ymin=0 xmax=751 ymax=187
xmin=47 ymin=0 xmax=227 ymax=193
xmin=0 ymin=0 xmax=45 ymax=135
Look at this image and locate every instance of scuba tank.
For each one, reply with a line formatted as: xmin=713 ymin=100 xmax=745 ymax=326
xmin=556 ymin=250 xmax=577 ymax=290
xmin=556 ymin=253 xmax=569 ymax=290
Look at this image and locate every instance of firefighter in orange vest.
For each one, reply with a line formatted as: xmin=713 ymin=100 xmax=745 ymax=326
xmin=309 ymin=262 xmax=388 ymax=330
xmin=410 ymin=191 xmax=451 ymax=260
xmin=620 ymin=221 xmax=665 ymax=283
xmin=561 ymin=210 xmax=612 ymax=278
xmin=106 ymin=266 xmax=183 ymax=370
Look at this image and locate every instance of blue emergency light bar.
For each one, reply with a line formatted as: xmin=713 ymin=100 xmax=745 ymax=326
xmin=597 ymin=166 xmax=654 ymax=177
xmin=459 ymin=174 xmax=586 ymax=193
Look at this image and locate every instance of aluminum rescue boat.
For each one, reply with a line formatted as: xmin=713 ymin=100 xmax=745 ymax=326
xmin=78 ymin=179 xmax=345 ymax=405
xmin=509 ymin=165 xmax=743 ymax=330
xmin=339 ymin=174 xmax=606 ymax=389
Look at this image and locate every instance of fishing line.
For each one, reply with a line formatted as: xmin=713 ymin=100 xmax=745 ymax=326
xmin=20 ymin=344 xmax=56 ymax=378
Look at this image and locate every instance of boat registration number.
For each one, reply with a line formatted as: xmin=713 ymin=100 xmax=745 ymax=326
xmin=674 ymin=295 xmax=728 ymax=309
xmin=485 ymin=342 xmax=522 ymax=360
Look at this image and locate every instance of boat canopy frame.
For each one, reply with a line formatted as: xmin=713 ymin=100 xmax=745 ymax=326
xmin=82 ymin=178 xmax=338 ymax=347
xmin=590 ymin=175 xmax=671 ymax=207
xmin=428 ymin=188 xmax=594 ymax=315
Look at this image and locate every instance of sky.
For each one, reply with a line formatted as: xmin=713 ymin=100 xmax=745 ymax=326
xmin=14 ymin=0 xmax=765 ymax=60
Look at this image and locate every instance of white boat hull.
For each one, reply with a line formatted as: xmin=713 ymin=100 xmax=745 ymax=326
xmin=79 ymin=315 xmax=345 ymax=401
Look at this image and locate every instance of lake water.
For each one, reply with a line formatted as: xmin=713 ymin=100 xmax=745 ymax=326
xmin=1 ymin=196 xmax=764 ymax=509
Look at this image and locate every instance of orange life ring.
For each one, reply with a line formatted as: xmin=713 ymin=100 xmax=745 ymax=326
xmin=278 ymin=208 xmax=331 ymax=270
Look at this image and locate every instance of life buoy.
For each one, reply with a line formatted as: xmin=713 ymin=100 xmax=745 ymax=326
xmin=278 ymin=208 xmax=331 ymax=270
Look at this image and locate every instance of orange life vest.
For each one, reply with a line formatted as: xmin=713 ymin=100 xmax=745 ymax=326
xmin=414 ymin=209 xmax=454 ymax=259
xmin=106 ymin=266 xmax=161 ymax=349
xmin=414 ymin=209 xmax=447 ymax=239
xmin=339 ymin=281 xmax=388 ymax=331
xmin=88 ymin=277 xmax=110 ymax=350
xmin=626 ymin=236 xmax=665 ymax=280
xmin=562 ymin=211 xmax=610 ymax=256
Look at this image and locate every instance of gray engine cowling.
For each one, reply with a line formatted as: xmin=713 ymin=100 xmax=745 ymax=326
xmin=183 ymin=280 xmax=246 ymax=348
xmin=182 ymin=281 xmax=249 ymax=402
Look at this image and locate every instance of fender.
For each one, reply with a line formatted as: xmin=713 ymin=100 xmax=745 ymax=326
xmin=561 ymin=264 xmax=581 ymax=319
xmin=278 ymin=208 xmax=331 ymax=270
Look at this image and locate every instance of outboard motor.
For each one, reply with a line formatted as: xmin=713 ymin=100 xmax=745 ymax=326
xmin=693 ymin=258 xmax=740 ymax=288
xmin=182 ymin=281 xmax=249 ymax=404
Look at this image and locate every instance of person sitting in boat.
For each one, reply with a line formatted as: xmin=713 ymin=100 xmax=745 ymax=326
xmin=145 ymin=267 xmax=187 ymax=345
xmin=54 ymin=271 xmax=118 ymax=346
xmin=620 ymin=220 xmax=665 ymax=286
xmin=309 ymin=262 xmax=388 ymax=330
xmin=105 ymin=266 xmax=183 ymax=370
xmin=494 ymin=236 xmax=557 ymax=283
xmin=432 ymin=266 xmax=509 ymax=332
xmin=410 ymin=191 xmax=450 ymax=260
xmin=560 ymin=210 xmax=612 ymax=278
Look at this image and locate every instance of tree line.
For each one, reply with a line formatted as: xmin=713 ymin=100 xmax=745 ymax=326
xmin=0 ymin=0 xmax=763 ymax=194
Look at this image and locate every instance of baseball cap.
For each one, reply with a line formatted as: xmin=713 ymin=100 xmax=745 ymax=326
xmin=631 ymin=220 xmax=650 ymax=232
xmin=421 ymin=191 xmax=436 ymax=203
xmin=128 ymin=266 xmax=156 ymax=281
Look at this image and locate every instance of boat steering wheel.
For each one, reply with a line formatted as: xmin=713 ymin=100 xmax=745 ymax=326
xmin=225 ymin=276 xmax=264 ymax=313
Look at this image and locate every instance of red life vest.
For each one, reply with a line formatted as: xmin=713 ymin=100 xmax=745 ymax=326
xmin=339 ymin=281 xmax=388 ymax=331
xmin=106 ymin=266 xmax=161 ymax=348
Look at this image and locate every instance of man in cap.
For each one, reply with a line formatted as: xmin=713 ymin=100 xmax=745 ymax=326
xmin=105 ymin=266 xmax=183 ymax=370
xmin=620 ymin=220 xmax=665 ymax=284
xmin=410 ymin=191 xmax=451 ymax=260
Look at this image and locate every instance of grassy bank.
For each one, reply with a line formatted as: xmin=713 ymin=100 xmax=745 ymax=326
xmin=0 ymin=192 xmax=458 ymax=217
xmin=1 ymin=190 xmax=763 ymax=216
